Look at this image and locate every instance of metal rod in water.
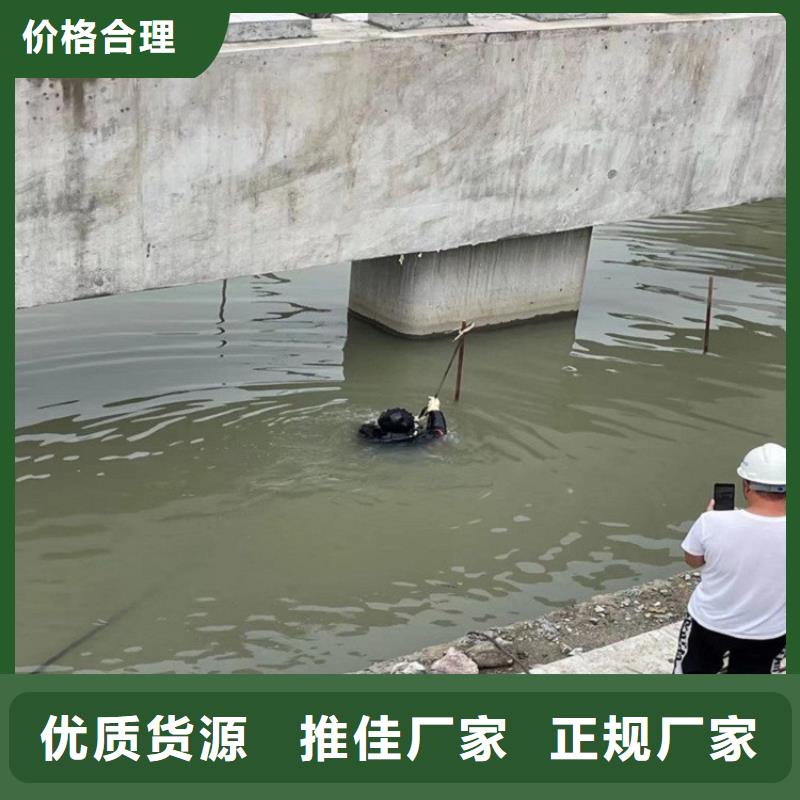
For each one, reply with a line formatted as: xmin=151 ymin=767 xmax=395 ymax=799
xmin=30 ymin=585 xmax=157 ymax=674
xmin=433 ymin=343 xmax=461 ymax=400
xmin=454 ymin=320 xmax=466 ymax=402
xmin=703 ymin=276 xmax=714 ymax=354
xmin=428 ymin=323 xmax=474 ymax=410
xmin=31 ymin=601 xmax=139 ymax=674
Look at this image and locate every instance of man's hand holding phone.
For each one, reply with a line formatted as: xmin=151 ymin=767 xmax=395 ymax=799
xmin=712 ymin=482 xmax=735 ymax=511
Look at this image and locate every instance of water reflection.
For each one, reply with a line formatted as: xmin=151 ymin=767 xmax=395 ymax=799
xmin=15 ymin=200 xmax=785 ymax=673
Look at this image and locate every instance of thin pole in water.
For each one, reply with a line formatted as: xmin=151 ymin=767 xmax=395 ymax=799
xmin=703 ymin=276 xmax=714 ymax=354
xmin=454 ymin=320 xmax=466 ymax=402
xmin=425 ymin=323 xmax=474 ymax=415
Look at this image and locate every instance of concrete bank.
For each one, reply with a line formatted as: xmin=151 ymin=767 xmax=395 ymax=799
xmin=527 ymin=622 xmax=682 ymax=674
xmin=360 ymin=572 xmax=703 ymax=674
xmin=16 ymin=13 xmax=785 ymax=309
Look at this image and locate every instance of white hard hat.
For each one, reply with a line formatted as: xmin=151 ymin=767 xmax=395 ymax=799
xmin=736 ymin=442 xmax=786 ymax=492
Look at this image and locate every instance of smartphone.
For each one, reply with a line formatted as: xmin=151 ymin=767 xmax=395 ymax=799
xmin=713 ymin=482 xmax=735 ymax=511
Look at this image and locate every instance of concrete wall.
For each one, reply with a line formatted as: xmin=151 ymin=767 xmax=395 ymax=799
xmin=15 ymin=13 xmax=785 ymax=308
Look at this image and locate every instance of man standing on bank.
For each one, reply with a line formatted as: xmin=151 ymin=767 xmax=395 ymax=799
xmin=673 ymin=443 xmax=786 ymax=674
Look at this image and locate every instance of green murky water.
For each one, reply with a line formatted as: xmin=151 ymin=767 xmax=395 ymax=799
xmin=15 ymin=199 xmax=785 ymax=673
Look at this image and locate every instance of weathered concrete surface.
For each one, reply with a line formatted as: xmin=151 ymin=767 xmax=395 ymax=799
xmin=225 ymin=13 xmax=312 ymax=43
xmin=518 ymin=14 xmax=609 ymax=22
xmin=332 ymin=13 xmax=368 ymax=24
xmin=368 ymin=14 xmax=470 ymax=30
xmin=15 ymin=13 xmax=785 ymax=308
xmin=349 ymin=229 xmax=591 ymax=335
xmin=527 ymin=622 xmax=681 ymax=674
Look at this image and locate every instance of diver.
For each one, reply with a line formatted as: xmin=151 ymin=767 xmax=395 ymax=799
xmin=358 ymin=321 xmax=472 ymax=445
xmin=359 ymin=396 xmax=447 ymax=444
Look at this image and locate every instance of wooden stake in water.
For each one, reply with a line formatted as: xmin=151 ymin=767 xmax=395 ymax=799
xmin=454 ymin=320 xmax=467 ymax=402
xmin=703 ymin=276 xmax=714 ymax=355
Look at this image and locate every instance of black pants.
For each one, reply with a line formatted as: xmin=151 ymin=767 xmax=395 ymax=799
xmin=673 ymin=615 xmax=785 ymax=674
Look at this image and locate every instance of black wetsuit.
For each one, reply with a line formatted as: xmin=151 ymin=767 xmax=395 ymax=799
xmin=359 ymin=409 xmax=447 ymax=443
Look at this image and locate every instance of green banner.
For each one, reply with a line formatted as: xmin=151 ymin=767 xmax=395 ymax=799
xmin=8 ymin=686 xmax=792 ymax=783
xmin=10 ymin=3 xmax=229 ymax=78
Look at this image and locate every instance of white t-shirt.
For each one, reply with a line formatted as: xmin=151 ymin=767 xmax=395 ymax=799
xmin=682 ymin=509 xmax=785 ymax=639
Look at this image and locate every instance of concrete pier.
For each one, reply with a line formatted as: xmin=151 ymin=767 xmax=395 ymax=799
xmin=349 ymin=229 xmax=592 ymax=336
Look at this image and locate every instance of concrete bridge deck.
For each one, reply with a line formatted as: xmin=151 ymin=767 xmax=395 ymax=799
xmin=16 ymin=13 xmax=785 ymax=330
